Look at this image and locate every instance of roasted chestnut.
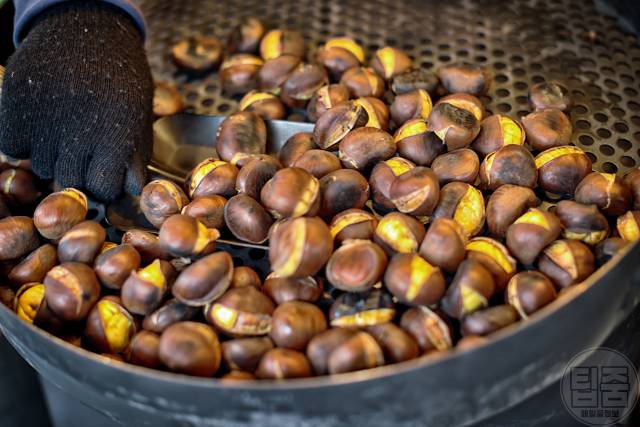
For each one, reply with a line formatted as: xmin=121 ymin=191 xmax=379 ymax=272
xmin=437 ymin=62 xmax=491 ymax=95
xmin=329 ymin=289 xmax=395 ymax=328
xmin=269 ymin=216 xmax=333 ymax=278
xmin=239 ymin=91 xmax=286 ymax=120
xmin=57 ymin=220 xmax=106 ymax=264
xmin=158 ymin=215 xmax=219 ymax=258
xmin=460 ymin=305 xmax=518 ymax=336
xmin=121 ymin=229 xmax=171 ymax=263
xmin=466 ymin=237 xmax=517 ymax=291
xmin=370 ymin=47 xmax=412 ymax=80
xmin=0 ymin=216 xmax=40 ymax=261
xmin=486 ymin=185 xmax=540 ymax=238
xmin=8 ymin=244 xmax=57 ymax=286
xmin=471 ymin=114 xmax=525 ymax=158
xmin=441 ymin=259 xmax=495 ymax=319
xmin=353 ymin=96 xmax=390 ymax=130
xmin=93 ymin=244 xmax=141 ymax=290
xmin=329 ymin=209 xmax=378 ymax=244
xmin=259 ymin=29 xmax=305 ymax=61
xmin=419 ymin=218 xmax=467 ymax=273
xmin=479 ymin=144 xmax=537 ymax=190
xmin=227 ymin=17 xmax=266 ymax=55
xmin=153 ymin=82 xmax=184 ymax=117
xmin=529 ymin=81 xmax=572 ymax=112
xmin=125 ymin=330 xmax=162 ymax=369
xmin=292 ymin=149 xmax=341 ymax=179
xmin=400 ymin=306 xmax=453 ymax=353
xmin=326 ymin=240 xmax=388 ymax=292
xmin=143 ymin=299 xmax=199 ymax=333
xmin=171 ymin=36 xmax=223 ymax=72
xmin=391 ymin=68 xmax=439 ymax=95
xmin=369 ymin=157 xmax=416 ymax=210
xmin=394 ymin=119 xmax=445 ymax=166
xmin=224 ymin=194 xmax=273 ymax=244
xmin=13 ymin=283 xmax=62 ymax=331
xmin=315 ymin=37 xmax=365 ymax=81
xmin=219 ymin=54 xmax=263 ymax=95
xmin=33 ymin=188 xmax=88 ymax=241
xmin=384 ymin=252 xmax=445 ymax=306
xmin=270 ymin=301 xmax=327 ymax=350
xmin=538 ymin=239 xmax=595 ymax=288
xmin=221 ymin=336 xmax=273 ymax=372
xmin=205 ymin=286 xmax=275 ymax=336
xmin=366 ymin=322 xmax=419 ymax=364
xmin=262 ymin=274 xmax=323 ymax=304
xmin=555 ymin=200 xmax=609 ymax=245
xmin=159 ymin=322 xmax=221 ymax=377
xmin=307 ymin=328 xmax=357 ymax=375
xmin=172 ymin=251 xmax=233 ymax=306
xmin=121 ymin=259 xmax=175 ymax=315
xmin=456 ymin=335 xmax=489 ymax=351
xmin=388 ymin=166 xmax=440 ymax=216
xmin=260 ymin=167 xmax=320 ymax=218
xmin=432 ymin=182 xmax=485 ymax=238
xmin=327 ymin=331 xmax=385 ymax=374
xmin=374 ymin=212 xmax=426 ymax=255
xmin=181 ymin=195 xmax=226 ymax=230
xmin=318 ymin=169 xmax=370 ymax=219
xmin=84 ymin=296 xmax=136 ymax=354
xmin=506 ymin=208 xmax=562 ymax=265
xmin=44 ymin=262 xmax=101 ymax=321
xmin=575 ymin=172 xmax=632 ymax=217
xmin=595 ymin=237 xmax=628 ymax=266
xmin=339 ymin=127 xmax=395 ymax=171
xmin=312 ymin=101 xmax=368 ymax=150
xmin=428 ymin=102 xmax=480 ymax=150
xmin=279 ymin=132 xmax=317 ymax=167
xmin=186 ymin=159 xmax=238 ymax=199
xmin=522 ymin=108 xmax=572 ymax=151
xmin=430 ymin=149 xmax=479 ymax=186
xmin=216 ymin=111 xmax=267 ymax=165
xmin=339 ymin=67 xmax=385 ymax=98
xmin=257 ymin=54 xmax=301 ymax=95
xmin=307 ymin=84 xmax=351 ymax=122
xmin=256 ymin=348 xmax=312 ymax=379
xmin=616 ymin=211 xmax=640 ymax=242
xmin=0 ymin=168 xmax=40 ymax=207
xmin=624 ymin=168 xmax=640 ymax=210
xmin=390 ymin=89 xmax=433 ymax=126
xmin=280 ymin=63 xmax=329 ymax=108
xmin=436 ymin=93 xmax=485 ymax=121
xmin=506 ymin=271 xmax=557 ymax=319
xmin=140 ymin=180 xmax=189 ymax=229
xmin=231 ymin=266 xmax=262 ymax=289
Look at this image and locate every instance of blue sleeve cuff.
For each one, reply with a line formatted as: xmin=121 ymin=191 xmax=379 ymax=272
xmin=13 ymin=0 xmax=146 ymax=46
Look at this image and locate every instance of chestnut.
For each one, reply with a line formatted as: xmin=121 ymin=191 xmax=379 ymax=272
xmin=318 ymin=169 xmax=370 ymax=220
xmin=441 ymin=259 xmax=495 ymax=319
xmin=292 ymin=149 xmax=341 ymax=179
xmin=391 ymin=68 xmax=439 ymax=95
xmin=390 ymin=89 xmax=433 ymax=126
xmin=384 ymin=253 xmax=445 ymax=306
xmin=13 ymin=283 xmax=63 ymax=331
xmin=353 ymin=96 xmax=390 ymax=130
xmin=125 ymin=330 xmax=162 ymax=369
xmin=436 ymin=93 xmax=485 ymax=122
xmin=262 ymin=274 xmax=323 ymax=304
xmin=388 ymin=166 xmax=440 ymax=216
xmin=394 ymin=119 xmax=445 ymax=166
xmin=419 ymin=218 xmax=467 ymax=273
xmin=33 ymin=188 xmax=88 ymax=241
xmin=522 ymin=109 xmax=572 ymax=151
xmin=84 ymin=296 xmax=136 ymax=354
xmin=57 ymin=220 xmax=106 ymax=264
xmin=329 ymin=289 xmax=395 ymax=328
xmin=279 ymin=132 xmax=317 ymax=167
xmin=216 ymin=111 xmax=267 ymax=165
xmin=172 ymin=251 xmax=233 ymax=306
xmin=140 ymin=180 xmax=189 ymax=229
xmin=186 ymin=158 xmax=238 ymax=199
xmin=221 ymin=371 xmax=256 ymax=381
xmin=269 ymin=216 xmax=333 ymax=278
xmin=479 ymin=144 xmax=538 ymax=190
xmin=369 ymin=157 xmax=416 ymax=210
xmin=205 ymin=286 xmax=275 ymax=336
xmin=257 ymin=54 xmax=301 ymax=95
xmin=280 ymin=63 xmax=329 ymax=108
xmin=529 ymin=81 xmax=572 ymax=112
xmin=428 ymin=102 xmax=480 ymax=150
xmin=307 ymin=84 xmax=351 ymax=122
xmin=0 ymin=216 xmax=40 ymax=261
xmin=227 ymin=17 xmax=266 ymax=55
xmin=575 ymin=172 xmax=632 ymax=217
xmin=307 ymin=328 xmax=358 ymax=375
xmin=0 ymin=153 xmax=31 ymax=172
xmin=326 ymin=240 xmax=388 ymax=293
xmin=471 ymin=114 xmax=525 ymax=158
xmin=437 ymin=62 xmax=491 ymax=95
xmin=339 ymin=127 xmax=395 ymax=171
xmin=460 ymin=305 xmax=518 ymax=336
xmin=538 ymin=239 xmax=595 ymax=288
xmin=121 ymin=259 xmax=175 ymax=315
xmin=616 ymin=211 xmax=640 ymax=242
xmin=312 ymin=101 xmax=368 ymax=150
xmin=159 ymin=322 xmax=221 ymax=377
xmin=256 ymin=348 xmax=312 ymax=379
xmin=486 ymin=185 xmax=540 ymax=238
xmin=153 ymin=82 xmax=184 ymax=117
xmin=142 ymin=299 xmax=199 ymax=333
xmin=260 ymin=168 xmax=320 ymax=218
xmin=595 ymin=237 xmax=628 ymax=266
xmin=238 ymin=91 xmax=286 ymax=120
xmin=370 ymin=47 xmax=412 ymax=80
xmin=221 ymin=336 xmax=274 ymax=372
xmin=555 ymin=200 xmax=609 ymax=245
xmin=315 ymin=37 xmax=365 ymax=81
xmin=456 ymin=335 xmax=489 ymax=351
xmin=506 ymin=271 xmax=557 ymax=318
xmin=0 ymin=168 xmax=41 ymax=207
xmin=327 ymin=331 xmax=385 ymax=374
xmin=624 ymin=168 xmax=640 ymax=210
xmin=171 ymin=36 xmax=222 ymax=72
xmin=219 ymin=54 xmax=263 ymax=95
xmin=432 ymin=182 xmax=485 ymax=238
xmin=366 ymin=322 xmax=419 ymax=364
xmin=374 ymin=212 xmax=426 ymax=255
xmin=329 ymin=209 xmax=378 ymax=244
xmin=224 ymin=194 xmax=273 ymax=244
xmin=231 ymin=266 xmax=262 ymax=289
xmin=121 ymin=229 xmax=171 ymax=263
xmin=536 ymin=145 xmax=591 ymax=194
xmin=181 ymin=195 xmax=226 ymax=230
xmin=259 ymin=29 xmax=305 ymax=61
xmin=466 ymin=237 xmax=517 ymax=291
xmin=44 ymin=262 xmax=101 ymax=321
xmin=9 ymin=244 xmax=57 ymax=286
xmin=270 ymin=301 xmax=327 ymax=350
xmin=431 ymin=149 xmax=480 ymax=185
xmin=400 ymin=306 xmax=453 ymax=353
xmin=159 ymin=215 xmax=219 ymax=258
xmin=506 ymin=208 xmax=562 ymax=265
xmin=339 ymin=67 xmax=385 ymax=98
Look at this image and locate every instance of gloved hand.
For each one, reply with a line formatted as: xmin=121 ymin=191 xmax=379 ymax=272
xmin=0 ymin=1 xmax=154 ymax=201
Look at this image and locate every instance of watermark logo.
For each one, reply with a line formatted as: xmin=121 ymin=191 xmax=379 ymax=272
xmin=561 ymin=347 xmax=639 ymax=426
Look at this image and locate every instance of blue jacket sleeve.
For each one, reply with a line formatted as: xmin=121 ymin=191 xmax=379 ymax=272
xmin=13 ymin=0 xmax=146 ymax=45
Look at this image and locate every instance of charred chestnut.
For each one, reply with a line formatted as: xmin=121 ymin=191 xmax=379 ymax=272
xmin=307 ymin=84 xmax=351 ymax=122
xmin=181 ymin=195 xmax=226 ymax=230
xmin=225 ymin=194 xmax=273 ymax=244
xmin=0 ymin=168 xmax=40 ymax=207
xmin=400 ymin=306 xmax=453 ymax=353
xmin=432 ymin=150 xmax=479 ymax=187
xmin=172 ymin=251 xmax=233 ymax=306
xmin=121 ymin=229 xmax=171 ymax=263
xmin=391 ymin=68 xmax=439 ymax=95
xmin=142 ymin=299 xmax=199 ymax=333
xmin=471 ymin=114 xmax=525 ymax=158
xmin=121 ymin=259 xmax=175 ymax=315
xmin=186 ymin=158 xmax=238 ymax=199
xmin=486 ymin=185 xmax=540 ymax=238
xmin=279 ymin=132 xmax=317 ymax=167
xmin=538 ymin=239 xmax=595 ymax=288
xmin=307 ymin=328 xmax=357 ymax=375
xmin=205 ymin=286 xmax=275 ymax=336
xmin=575 ymin=172 xmax=632 ymax=217
xmin=436 ymin=93 xmax=485 ymax=122
xmin=506 ymin=271 xmax=557 ymax=318
xmin=326 ymin=240 xmax=388 ymax=293
xmin=293 ymin=149 xmax=341 ymax=179
xmin=239 ymin=91 xmax=286 ymax=120
xmin=327 ymin=331 xmax=385 ymax=374
xmin=339 ymin=127 xmax=395 ymax=171
xmin=461 ymin=305 xmax=518 ymax=336
xmin=260 ymin=167 xmax=320 ymax=218
xmin=369 ymin=157 xmax=416 ymax=210
xmin=595 ymin=237 xmax=628 ymax=266
xmin=479 ymin=144 xmax=537 ymax=190
xmin=441 ymin=259 xmax=495 ymax=319
xmin=437 ymin=63 xmax=491 ymax=95
xmin=535 ymin=146 xmax=592 ymax=195
xmin=318 ymin=169 xmax=370 ymax=219
xmin=216 ymin=111 xmax=267 ymax=165
xmin=329 ymin=289 xmax=395 ymax=328
xmin=616 ymin=211 xmax=640 ymax=242
xmin=312 ymin=101 xmax=368 ymax=150
xmin=353 ymin=96 xmax=390 ymax=130
xmin=432 ymin=182 xmax=485 ymax=238
xmin=57 ymin=220 xmax=106 ymax=264
xmin=257 ymin=54 xmax=301 ymax=95
xmin=256 ymin=348 xmax=312 ymax=379
xmin=394 ymin=119 xmax=445 ymax=166
xmin=0 ymin=216 xmax=40 ymax=261
xmin=33 ymin=188 xmax=88 ymax=241
xmin=466 ymin=237 xmax=517 ymax=291
xmin=125 ymin=330 xmax=162 ymax=369
xmin=280 ymin=63 xmax=328 ymax=108
xmin=529 ymin=81 xmax=572 ymax=112
xmin=44 ymin=262 xmax=101 ymax=321
xmin=221 ymin=336 xmax=273 ymax=372
xmin=419 ymin=218 xmax=467 ymax=273
xmin=159 ymin=322 xmax=221 ymax=377
xmin=219 ymin=54 xmax=263 ymax=95
xmin=366 ymin=322 xmax=419 ymax=364
xmin=315 ymin=37 xmax=365 ymax=81
xmin=9 ymin=244 xmax=57 ymax=286
xmin=259 ymin=29 xmax=305 ymax=61
xmin=384 ymin=253 xmax=445 ymax=306
xmin=374 ymin=212 xmax=426 ymax=255
xmin=555 ymin=200 xmax=609 ymax=245
xmin=227 ymin=17 xmax=266 ymax=55
xmin=329 ymin=209 xmax=378 ymax=244
xmin=428 ymin=102 xmax=480 ymax=150
xmin=140 ymin=180 xmax=189 ymax=229
xmin=522 ymin=108 xmax=572 ymax=151
xmin=370 ymin=47 xmax=413 ymax=80
xmin=388 ymin=166 xmax=440 ymax=216
xmin=270 ymin=301 xmax=327 ymax=350
xmin=171 ymin=36 xmax=223 ymax=72
xmin=84 ymin=296 xmax=136 ymax=354
xmin=390 ymin=89 xmax=433 ymax=126
xmin=262 ymin=274 xmax=323 ymax=304
xmin=506 ymin=208 xmax=562 ymax=265
xmin=339 ymin=67 xmax=385 ymax=98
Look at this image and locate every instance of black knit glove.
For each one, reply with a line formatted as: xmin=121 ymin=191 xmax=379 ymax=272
xmin=0 ymin=1 xmax=153 ymax=201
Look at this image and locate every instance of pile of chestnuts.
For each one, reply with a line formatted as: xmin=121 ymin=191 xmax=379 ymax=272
xmin=2 ymin=20 xmax=640 ymax=382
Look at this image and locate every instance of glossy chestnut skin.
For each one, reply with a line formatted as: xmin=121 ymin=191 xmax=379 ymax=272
xmin=388 ymin=167 xmax=440 ymax=216
xmin=221 ymin=336 xmax=274 ymax=372
xmin=466 ymin=237 xmax=517 ymax=292
xmin=506 ymin=208 xmax=562 ymax=265
xmin=307 ymin=84 xmax=351 ymax=122
xmin=159 ymin=215 xmax=219 ymax=259
xmin=479 ymin=144 xmax=537 ymax=190
xmin=153 ymin=82 xmax=184 ymax=117
xmin=260 ymin=167 xmax=320 ymax=219
xmin=575 ymin=172 xmax=632 ymax=217
xmin=259 ymin=29 xmax=305 ymax=61
xmin=366 ymin=322 xmax=419 ymax=364
xmin=437 ymin=62 xmax=491 ymax=95
xmin=307 ymin=328 xmax=358 ymax=375
xmin=181 ymin=195 xmax=226 ymax=230
xmin=326 ymin=240 xmax=388 ymax=292
xmin=216 ymin=111 xmax=267 ymax=165
xmin=471 ymin=114 xmax=525 ymax=158
xmin=506 ymin=271 xmax=557 ymax=318
xmin=436 ymin=93 xmax=485 ymax=122
xmin=595 ymin=237 xmax=628 ymax=266
xmin=312 ymin=101 xmax=368 ymax=150
xmin=262 ymin=274 xmax=323 ymax=304
xmin=327 ymin=331 xmax=385 ymax=374
xmin=172 ymin=251 xmax=234 ymax=306
xmin=227 ymin=17 xmax=266 ymax=55
xmin=121 ymin=259 xmax=175 ymax=315
xmin=33 ymin=188 xmax=88 ymax=241
xmin=256 ymin=348 xmax=312 ymax=379
xmin=186 ymin=158 xmax=238 ymax=199
xmin=428 ymin=102 xmax=480 ymax=150
xmin=257 ymin=54 xmax=301 ymax=94
xmin=329 ymin=289 xmax=395 ymax=328
xmin=370 ymin=46 xmax=412 ymax=80
xmin=239 ymin=91 xmax=286 ymax=120
xmin=44 ymin=262 xmax=101 ymax=321
xmin=394 ymin=119 xmax=445 ymax=166
xmin=441 ymin=259 xmax=495 ymax=319
xmin=159 ymin=322 xmax=221 ymax=377
xmin=538 ymin=239 xmax=595 ymax=288
xmin=529 ymin=81 xmax=572 ymax=112
xmin=555 ymin=200 xmax=609 ymax=245
xmin=270 ymin=301 xmax=327 ymax=350
xmin=339 ymin=127 xmax=395 ymax=171
xmin=419 ymin=218 xmax=467 ymax=273
xmin=431 ymin=149 xmax=479 ymax=185
xmin=9 ymin=244 xmax=57 ymax=286
xmin=0 ymin=168 xmax=41 ymax=207
xmin=384 ymin=252 xmax=445 ymax=306
xmin=125 ymin=330 xmax=162 ymax=369
xmin=236 ymin=156 xmax=281 ymax=199
xmin=219 ymin=54 xmax=263 ymax=95
xmin=142 ymin=299 xmax=199 ymax=334
xmin=400 ymin=306 xmax=453 ymax=353
xmin=486 ymin=185 xmax=540 ymax=238
xmin=279 ymin=132 xmax=317 ymax=168
xmin=617 ymin=211 xmax=640 ymax=242
xmin=315 ymin=37 xmax=365 ymax=81
xmin=57 ymin=220 xmax=106 ymax=264
xmin=293 ymin=149 xmax=341 ymax=179
xmin=354 ymin=96 xmax=390 ymax=130
xmin=318 ymin=169 xmax=370 ymax=220
xmin=329 ymin=209 xmax=378 ymax=244
xmin=13 ymin=282 xmax=63 ymax=331
xmin=280 ymin=63 xmax=329 ymax=108
xmin=522 ymin=108 xmax=572 ymax=151
xmin=205 ymin=286 xmax=275 ymax=337
xmin=140 ymin=180 xmax=189 ymax=229
xmin=535 ymin=146 xmax=592 ymax=195
xmin=391 ymin=68 xmax=439 ymax=95
xmin=390 ymin=89 xmax=433 ymax=126
xmin=230 ymin=266 xmax=262 ymax=289
xmin=339 ymin=67 xmax=385 ymax=98
xmin=171 ymin=36 xmax=223 ymax=72
xmin=432 ymin=182 xmax=485 ymax=238
xmin=84 ymin=296 xmax=136 ymax=354
xmin=461 ymin=305 xmax=518 ymax=336
xmin=269 ymin=216 xmax=333 ymax=278
xmin=121 ymin=229 xmax=171 ymax=264
xmin=624 ymin=168 xmax=640 ymax=210
xmin=369 ymin=157 xmax=416 ymax=210
xmin=374 ymin=212 xmax=426 ymax=255
xmin=0 ymin=216 xmax=40 ymax=261
xmin=225 ymin=194 xmax=273 ymax=244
